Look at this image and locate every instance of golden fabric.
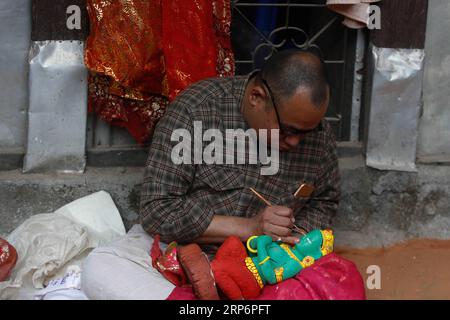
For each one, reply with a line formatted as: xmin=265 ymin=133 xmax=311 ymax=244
xmin=85 ymin=0 xmax=165 ymax=96
xmin=85 ymin=0 xmax=234 ymax=143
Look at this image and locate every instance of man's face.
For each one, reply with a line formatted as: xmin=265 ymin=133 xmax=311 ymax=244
xmin=249 ymin=83 xmax=329 ymax=152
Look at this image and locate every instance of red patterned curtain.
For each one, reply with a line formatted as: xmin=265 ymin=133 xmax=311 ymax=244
xmin=85 ymin=0 xmax=234 ymax=144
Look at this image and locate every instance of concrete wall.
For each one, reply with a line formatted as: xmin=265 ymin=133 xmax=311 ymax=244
xmin=0 ymin=0 xmax=30 ymax=151
xmin=336 ymin=157 xmax=450 ymax=247
xmin=417 ymin=0 xmax=450 ymax=161
xmin=2 ymin=157 xmax=450 ymax=247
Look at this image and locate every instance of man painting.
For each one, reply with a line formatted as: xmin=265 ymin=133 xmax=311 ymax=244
xmin=81 ymin=50 xmax=340 ymax=299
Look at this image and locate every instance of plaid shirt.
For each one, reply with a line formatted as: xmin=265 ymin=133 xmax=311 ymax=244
xmin=140 ymin=75 xmax=340 ymax=243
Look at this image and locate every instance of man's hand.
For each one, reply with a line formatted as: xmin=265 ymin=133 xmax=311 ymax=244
xmin=250 ymin=206 xmax=300 ymax=245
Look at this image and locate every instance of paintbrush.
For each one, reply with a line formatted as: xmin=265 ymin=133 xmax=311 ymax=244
xmin=249 ymin=187 xmax=307 ymax=236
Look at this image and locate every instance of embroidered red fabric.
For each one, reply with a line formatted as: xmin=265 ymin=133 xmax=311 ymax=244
xmin=150 ymin=235 xmax=187 ymax=287
xmin=85 ymin=0 xmax=234 ymax=144
xmin=0 ymin=238 xmax=18 ymax=282
xmin=87 ymin=73 xmax=168 ymax=144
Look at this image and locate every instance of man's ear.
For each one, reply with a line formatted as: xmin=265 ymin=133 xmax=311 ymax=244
xmin=248 ymin=85 xmax=267 ymax=109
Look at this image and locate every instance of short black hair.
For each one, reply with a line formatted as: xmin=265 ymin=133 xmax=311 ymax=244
xmin=258 ymin=49 xmax=329 ymax=108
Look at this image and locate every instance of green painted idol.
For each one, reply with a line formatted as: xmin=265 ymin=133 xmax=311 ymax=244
xmin=245 ymin=229 xmax=334 ymax=287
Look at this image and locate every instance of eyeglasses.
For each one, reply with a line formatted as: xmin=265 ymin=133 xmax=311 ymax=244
xmin=260 ymin=77 xmax=322 ymax=136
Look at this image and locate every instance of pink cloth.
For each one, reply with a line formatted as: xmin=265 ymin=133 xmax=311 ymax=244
xmin=327 ymin=0 xmax=381 ymax=29
xmin=167 ymin=253 xmax=366 ymax=300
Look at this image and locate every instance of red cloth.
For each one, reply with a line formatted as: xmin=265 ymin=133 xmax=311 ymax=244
xmin=254 ymin=253 xmax=366 ymax=300
xmin=177 ymin=244 xmax=220 ymax=300
xmin=167 ymin=253 xmax=366 ymax=300
xmin=161 ymin=0 xmax=234 ymax=101
xmin=88 ymin=72 xmax=169 ymax=145
xmin=0 ymin=238 xmax=18 ymax=282
xmin=150 ymin=235 xmax=187 ymax=287
xmin=210 ymin=237 xmax=261 ymax=300
xmin=85 ymin=0 xmax=234 ymax=144
xmin=85 ymin=0 xmax=164 ymax=95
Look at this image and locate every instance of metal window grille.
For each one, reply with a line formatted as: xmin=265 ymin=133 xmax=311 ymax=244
xmin=87 ymin=0 xmax=362 ymax=165
xmin=231 ymin=0 xmax=359 ymax=141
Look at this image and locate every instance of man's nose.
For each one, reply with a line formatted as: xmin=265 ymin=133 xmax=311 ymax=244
xmin=283 ymin=134 xmax=303 ymax=148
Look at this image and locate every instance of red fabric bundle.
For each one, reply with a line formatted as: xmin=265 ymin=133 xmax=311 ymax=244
xmin=167 ymin=252 xmax=366 ymax=300
xmin=254 ymin=253 xmax=366 ymax=300
xmin=162 ymin=0 xmax=216 ymax=101
xmin=0 ymin=238 xmax=18 ymax=282
xmin=85 ymin=0 xmax=234 ymax=144
xmin=210 ymin=236 xmax=262 ymax=300
xmin=85 ymin=0 xmax=164 ymax=95
xmin=150 ymin=235 xmax=187 ymax=287
xmin=177 ymin=244 xmax=219 ymax=300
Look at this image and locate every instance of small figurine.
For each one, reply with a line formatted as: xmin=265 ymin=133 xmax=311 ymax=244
xmin=210 ymin=229 xmax=334 ymax=300
xmin=245 ymin=229 xmax=334 ymax=286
